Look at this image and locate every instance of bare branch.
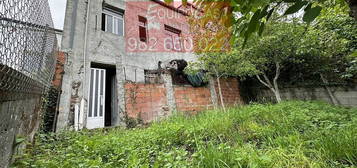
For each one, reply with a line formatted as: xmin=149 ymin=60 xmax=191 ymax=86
xmin=256 ymin=75 xmax=272 ymax=89
xmin=262 ymin=72 xmax=273 ymax=87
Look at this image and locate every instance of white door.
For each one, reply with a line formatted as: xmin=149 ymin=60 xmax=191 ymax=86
xmin=87 ymin=68 xmax=106 ymax=129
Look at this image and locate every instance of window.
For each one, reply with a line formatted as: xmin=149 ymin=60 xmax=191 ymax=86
xmin=144 ymin=70 xmax=163 ymax=84
xmin=102 ymin=8 xmax=124 ymax=36
xmin=138 ymin=16 xmax=147 ymax=42
xmin=164 ymin=25 xmax=182 ymax=51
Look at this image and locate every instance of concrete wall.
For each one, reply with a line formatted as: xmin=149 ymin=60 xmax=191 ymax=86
xmin=0 ymin=51 xmax=65 ymax=167
xmin=56 ymin=0 xmax=197 ymax=130
xmin=254 ymin=85 xmax=357 ymax=107
xmin=0 ymin=96 xmax=42 ymax=167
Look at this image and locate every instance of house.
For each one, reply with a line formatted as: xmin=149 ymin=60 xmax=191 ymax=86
xmin=56 ymin=0 xmax=242 ymax=131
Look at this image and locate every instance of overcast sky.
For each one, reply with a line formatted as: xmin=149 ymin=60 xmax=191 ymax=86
xmin=49 ymin=0 xmax=67 ymax=30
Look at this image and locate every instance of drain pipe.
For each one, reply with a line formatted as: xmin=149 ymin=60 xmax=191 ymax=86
xmin=74 ymin=104 xmax=79 ymax=130
xmin=80 ymin=0 xmax=91 ymax=129
xmin=79 ymin=98 xmax=85 ymax=129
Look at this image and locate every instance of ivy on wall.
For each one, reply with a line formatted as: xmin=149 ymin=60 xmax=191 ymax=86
xmin=40 ymin=86 xmax=59 ymax=133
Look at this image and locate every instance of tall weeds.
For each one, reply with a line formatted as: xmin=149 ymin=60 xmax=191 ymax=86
xmin=13 ymin=101 xmax=357 ymax=168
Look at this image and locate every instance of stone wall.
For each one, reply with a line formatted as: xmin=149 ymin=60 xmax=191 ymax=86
xmin=254 ymin=85 xmax=357 ymax=107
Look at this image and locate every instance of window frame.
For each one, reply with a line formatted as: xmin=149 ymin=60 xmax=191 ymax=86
xmin=102 ymin=8 xmax=125 ymax=36
xmin=138 ymin=16 xmax=148 ymax=43
xmin=164 ymin=25 xmax=182 ymax=51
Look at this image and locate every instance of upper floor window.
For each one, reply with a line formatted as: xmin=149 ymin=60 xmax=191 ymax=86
xmin=102 ymin=7 xmax=124 ymax=36
xmin=164 ymin=25 xmax=182 ymax=51
xmin=138 ymin=16 xmax=147 ymax=42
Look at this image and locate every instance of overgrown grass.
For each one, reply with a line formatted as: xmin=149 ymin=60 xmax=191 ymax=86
xmin=13 ymin=101 xmax=357 ymax=168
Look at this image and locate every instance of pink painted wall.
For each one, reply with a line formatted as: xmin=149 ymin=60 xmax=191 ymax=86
xmin=125 ymin=1 xmax=194 ymax=53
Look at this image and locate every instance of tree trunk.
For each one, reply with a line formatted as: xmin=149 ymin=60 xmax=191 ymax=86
xmin=256 ymin=74 xmax=282 ymax=103
xmin=273 ymin=90 xmax=282 ymax=103
xmin=320 ymin=73 xmax=339 ymax=105
xmin=272 ymin=62 xmax=281 ymax=103
xmin=255 ymin=62 xmax=282 ymax=103
xmin=216 ymin=76 xmax=226 ymax=112
xmin=346 ymin=0 xmax=357 ymax=20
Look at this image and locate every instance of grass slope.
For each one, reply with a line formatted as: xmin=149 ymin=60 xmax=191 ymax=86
xmin=13 ymin=101 xmax=357 ymax=168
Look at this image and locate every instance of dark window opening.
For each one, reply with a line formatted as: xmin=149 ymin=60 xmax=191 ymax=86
xmin=164 ymin=25 xmax=182 ymax=51
xmin=101 ymin=13 xmax=105 ymax=31
xmin=138 ymin=16 xmax=147 ymax=42
xmin=144 ymin=70 xmax=163 ymax=84
xmin=165 ymin=25 xmax=181 ymax=34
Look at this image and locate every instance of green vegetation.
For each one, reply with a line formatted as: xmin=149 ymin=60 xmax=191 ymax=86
xmin=13 ymin=101 xmax=357 ymax=168
xmin=188 ymin=2 xmax=357 ymax=103
xmin=177 ymin=0 xmax=355 ymax=50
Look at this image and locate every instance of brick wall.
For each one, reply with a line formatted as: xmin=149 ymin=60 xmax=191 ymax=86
xmin=125 ymin=83 xmax=169 ymax=122
xmin=174 ymin=86 xmax=213 ymax=113
xmin=124 ymin=78 xmax=242 ymax=123
xmin=52 ymin=51 xmax=66 ymax=89
xmin=215 ymin=78 xmax=243 ymax=106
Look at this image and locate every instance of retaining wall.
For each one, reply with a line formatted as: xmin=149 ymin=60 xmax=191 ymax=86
xmin=254 ymin=85 xmax=357 ymax=107
xmin=0 ymin=96 xmax=42 ymax=167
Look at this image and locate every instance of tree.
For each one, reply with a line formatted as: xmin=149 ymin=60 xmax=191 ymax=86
xmin=237 ymin=23 xmax=305 ymax=103
xmin=316 ymin=5 xmax=357 ymax=80
xmin=185 ymin=52 xmax=257 ymax=110
xmin=346 ymin=0 xmax=357 ymax=20
xmin=167 ymin=0 xmax=355 ymax=51
xmin=297 ymin=26 xmax=348 ymax=105
xmin=293 ymin=7 xmax=356 ymax=104
xmin=183 ymin=0 xmax=356 ymax=104
xmin=186 ymin=23 xmax=304 ymax=103
xmin=190 ymin=17 xmax=353 ymax=103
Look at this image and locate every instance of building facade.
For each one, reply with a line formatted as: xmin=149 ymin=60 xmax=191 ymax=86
xmin=56 ymin=0 xmax=242 ymax=131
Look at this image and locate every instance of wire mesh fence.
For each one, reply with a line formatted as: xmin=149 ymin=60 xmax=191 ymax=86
xmin=0 ymin=0 xmax=57 ymax=101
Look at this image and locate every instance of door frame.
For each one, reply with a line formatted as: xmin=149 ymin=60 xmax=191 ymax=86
xmin=87 ymin=68 xmax=106 ymax=129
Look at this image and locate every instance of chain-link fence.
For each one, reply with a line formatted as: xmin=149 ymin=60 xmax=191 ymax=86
xmin=0 ymin=0 xmax=57 ymax=101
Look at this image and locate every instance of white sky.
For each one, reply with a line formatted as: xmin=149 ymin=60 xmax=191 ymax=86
xmin=47 ymin=0 xmax=191 ymax=30
xmin=48 ymin=0 xmax=67 ymax=30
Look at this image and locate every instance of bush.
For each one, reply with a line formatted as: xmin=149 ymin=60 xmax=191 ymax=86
xmin=12 ymin=101 xmax=357 ymax=168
